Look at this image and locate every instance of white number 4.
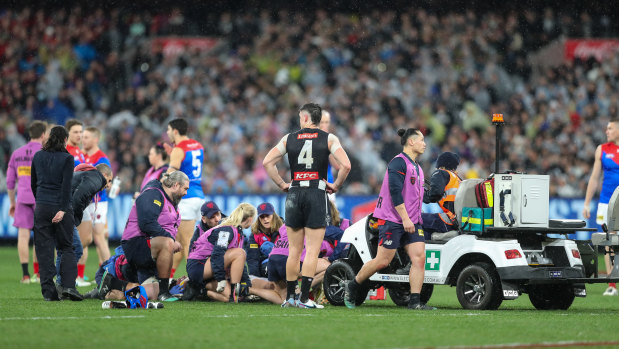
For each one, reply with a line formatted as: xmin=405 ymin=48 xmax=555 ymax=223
xmin=298 ymin=140 xmax=313 ymax=169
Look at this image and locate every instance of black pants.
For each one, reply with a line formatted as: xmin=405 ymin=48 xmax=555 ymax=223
xmin=33 ymin=204 xmax=77 ymax=299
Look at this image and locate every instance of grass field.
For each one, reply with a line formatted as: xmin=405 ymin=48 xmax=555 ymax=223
xmin=0 ymin=245 xmax=618 ymax=349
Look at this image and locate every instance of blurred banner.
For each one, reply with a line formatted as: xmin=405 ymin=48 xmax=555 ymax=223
xmin=564 ymin=39 xmax=619 ymax=61
xmin=151 ymin=37 xmax=219 ymax=58
xmin=0 ymin=193 xmax=599 ymax=240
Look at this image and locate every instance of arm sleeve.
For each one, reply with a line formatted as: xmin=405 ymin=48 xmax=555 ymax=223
xmin=245 ymin=234 xmax=261 ymax=276
xmin=388 ymin=157 xmax=407 ymax=207
xmin=6 ymin=153 xmax=16 ymax=190
xmin=60 ymin=156 xmax=74 ymax=211
xmin=208 ymin=228 xmax=233 ymax=281
xmin=71 ymin=174 xmax=92 ymax=221
xmin=188 ymin=226 xmax=201 ymax=254
xmin=423 ymin=170 xmax=450 ymax=204
xmin=30 ymin=157 xmax=37 ymax=199
xmin=135 ymin=189 xmax=171 ymax=239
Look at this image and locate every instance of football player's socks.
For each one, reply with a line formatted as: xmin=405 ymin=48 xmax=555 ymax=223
xmin=610 ymin=282 xmax=617 ymax=289
xmin=170 ymin=268 xmax=176 ymax=279
xmin=21 ymin=263 xmax=29 ymax=277
xmin=286 ymin=280 xmax=297 ymax=300
xmin=300 ymin=276 xmax=313 ymax=303
xmin=159 ymin=278 xmax=170 ymax=294
xmin=409 ymin=293 xmax=421 ymax=306
xmin=33 ymin=262 xmax=39 ymax=275
xmin=77 ymin=264 xmax=85 ymax=278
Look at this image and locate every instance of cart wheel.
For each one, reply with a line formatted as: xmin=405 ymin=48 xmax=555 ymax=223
xmin=456 ymin=262 xmax=503 ymax=310
xmin=323 ymin=260 xmax=368 ymax=306
xmin=528 ymin=285 xmax=575 ymax=310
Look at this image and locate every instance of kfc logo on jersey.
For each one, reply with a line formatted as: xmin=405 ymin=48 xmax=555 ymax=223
xmin=294 ymin=172 xmax=319 ymax=180
xmin=297 ymin=133 xmax=318 ymax=140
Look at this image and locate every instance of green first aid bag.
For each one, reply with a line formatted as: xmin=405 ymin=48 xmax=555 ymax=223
xmin=462 ymin=207 xmax=494 ymax=233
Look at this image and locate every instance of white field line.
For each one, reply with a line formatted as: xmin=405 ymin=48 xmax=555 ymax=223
xmin=0 ymin=315 xmax=146 ymax=321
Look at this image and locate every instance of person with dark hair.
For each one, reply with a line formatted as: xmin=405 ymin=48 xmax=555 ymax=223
xmin=166 ymin=118 xmax=205 ymax=279
xmin=421 ymin=151 xmax=462 ymax=240
xmin=76 ymin=126 xmax=113 ymax=286
xmin=121 ymin=171 xmax=188 ymax=301
xmin=64 ymin=119 xmax=84 ymax=167
xmin=345 ymin=128 xmax=436 ymax=310
xmin=30 ymin=126 xmax=82 ymax=301
xmin=6 ymin=121 xmax=48 ymax=283
xmin=583 ymin=120 xmax=619 ymax=296
xmin=263 ymin=102 xmax=351 ymax=309
xmin=135 ymin=143 xmax=169 ymax=197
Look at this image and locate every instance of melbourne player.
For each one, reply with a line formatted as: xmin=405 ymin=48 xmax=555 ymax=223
xmin=65 ymin=119 xmax=85 ymax=167
xmin=167 ymin=118 xmax=205 ymax=278
xmin=77 ymin=126 xmax=112 ymax=286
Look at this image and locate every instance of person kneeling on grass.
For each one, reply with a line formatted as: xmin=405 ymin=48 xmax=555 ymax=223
xmin=182 ymin=203 xmax=255 ymax=302
xmin=120 ymin=171 xmax=188 ymax=302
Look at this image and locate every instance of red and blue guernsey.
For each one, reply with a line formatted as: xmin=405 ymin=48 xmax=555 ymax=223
xmin=600 ymin=142 xmax=619 ymax=204
xmin=84 ymin=149 xmax=112 ymax=202
xmin=66 ymin=144 xmax=85 ymax=167
xmin=176 ymin=139 xmax=205 ymax=199
xmin=374 ymin=152 xmax=424 ymax=225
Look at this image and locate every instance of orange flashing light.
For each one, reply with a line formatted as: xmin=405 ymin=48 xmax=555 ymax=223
xmin=492 ymin=113 xmax=504 ymax=123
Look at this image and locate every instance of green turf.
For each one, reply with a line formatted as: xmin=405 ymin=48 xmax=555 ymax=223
xmin=0 ymin=246 xmax=618 ymax=349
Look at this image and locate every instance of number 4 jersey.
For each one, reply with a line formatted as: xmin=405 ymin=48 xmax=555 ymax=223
xmin=176 ymin=139 xmax=205 ymax=199
xmin=286 ymin=128 xmax=330 ymax=189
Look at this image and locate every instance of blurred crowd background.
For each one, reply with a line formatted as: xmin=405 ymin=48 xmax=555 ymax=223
xmin=1 ymin=1 xmax=618 ymax=197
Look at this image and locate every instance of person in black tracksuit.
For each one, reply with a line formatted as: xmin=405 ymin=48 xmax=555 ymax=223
xmin=30 ymin=126 xmax=81 ymax=301
xmin=56 ymin=163 xmax=113 ymax=287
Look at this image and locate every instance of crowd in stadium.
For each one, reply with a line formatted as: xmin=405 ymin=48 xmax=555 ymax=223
xmin=1 ymin=4 xmax=618 ymax=197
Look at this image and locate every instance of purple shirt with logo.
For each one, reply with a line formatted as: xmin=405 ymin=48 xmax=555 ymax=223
xmin=374 ymin=153 xmax=424 ymax=224
xmin=269 ymin=225 xmax=289 ymax=257
xmin=121 ymin=187 xmax=180 ymax=241
xmin=187 ymin=225 xmax=244 ymax=260
xmin=6 ymin=141 xmax=42 ymax=204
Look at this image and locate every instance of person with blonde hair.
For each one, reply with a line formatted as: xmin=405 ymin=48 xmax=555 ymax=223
xmin=184 ymin=203 xmax=255 ymax=302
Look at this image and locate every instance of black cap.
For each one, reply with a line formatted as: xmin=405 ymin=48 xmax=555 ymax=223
xmin=436 ymin=152 xmax=460 ymax=171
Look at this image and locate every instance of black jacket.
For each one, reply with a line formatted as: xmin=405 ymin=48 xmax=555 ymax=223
xmin=31 ymin=149 xmax=74 ymax=212
xmin=71 ymin=169 xmax=107 ymax=223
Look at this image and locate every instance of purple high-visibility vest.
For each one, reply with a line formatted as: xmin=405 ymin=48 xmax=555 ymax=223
xmin=187 ymin=225 xmax=244 ymax=260
xmin=121 ymin=187 xmax=180 ymax=240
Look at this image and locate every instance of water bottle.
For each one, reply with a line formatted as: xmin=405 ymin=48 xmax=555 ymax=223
xmin=108 ymin=177 xmax=121 ymax=199
xmin=102 ymin=301 xmax=127 ymax=309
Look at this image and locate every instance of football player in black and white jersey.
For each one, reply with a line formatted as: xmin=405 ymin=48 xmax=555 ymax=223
xmin=263 ymin=103 xmax=351 ymax=308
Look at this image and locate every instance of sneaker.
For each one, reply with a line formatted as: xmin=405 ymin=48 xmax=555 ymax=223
xmin=180 ymin=281 xmax=199 ymax=301
xmin=62 ymin=287 xmax=84 ymax=301
xmin=408 ymin=303 xmax=437 ymax=310
xmin=281 ymin=296 xmax=299 ymax=308
xmin=83 ymin=288 xmax=102 ymax=300
xmin=20 ymin=275 xmax=31 ymax=284
xmin=97 ymin=270 xmax=112 ymax=298
xmin=30 ymin=274 xmax=40 ymax=283
xmin=395 ymin=262 xmax=411 ymax=275
xmin=147 ymin=302 xmax=164 ymax=309
xmin=158 ymin=292 xmax=179 ymax=302
xmin=298 ymin=298 xmax=325 ymax=309
xmin=76 ymin=277 xmax=91 ymax=287
xmin=603 ymin=286 xmax=618 ymax=296
xmin=343 ymin=280 xmax=357 ymax=309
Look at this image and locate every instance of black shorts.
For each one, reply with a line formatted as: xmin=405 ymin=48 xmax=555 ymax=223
xmin=378 ymin=220 xmax=425 ymax=250
xmin=285 ymin=187 xmax=329 ymax=229
xmin=186 ymin=258 xmax=207 ymax=285
xmin=267 ymin=254 xmax=288 ymax=282
xmin=121 ymin=236 xmax=157 ymax=283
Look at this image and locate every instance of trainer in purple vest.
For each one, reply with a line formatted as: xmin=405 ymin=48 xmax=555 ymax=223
xmin=122 ymin=187 xmax=180 ymax=241
xmin=374 ymin=153 xmax=424 ymax=225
